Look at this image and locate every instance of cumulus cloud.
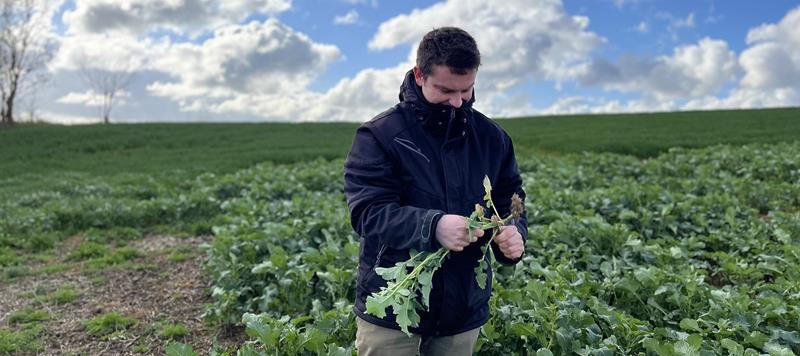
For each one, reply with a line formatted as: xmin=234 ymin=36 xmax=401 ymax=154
xmin=150 ymin=0 xmax=604 ymax=121
xmin=145 ymin=18 xmax=341 ymax=119
xmin=539 ymin=96 xmax=677 ymax=115
xmin=579 ymin=37 xmax=738 ymax=99
xmin=57 ymin=90 xmax=131 ymax=107
xmin=62 ymin=0 xmax=292 ymax=36
xmin=334 ymin=10 xmax=359 ymax=25
xmin=682 ymin=6 xmax=800 ymax=110
xmin=739 ymin=6 xmax=800 ymax=90
xmin=51 ymin=32 xmax=165 ymax=72
xmin=366 ymin=0 xmax=604 ymax=113
xmin=39 ymin=0 xmax=799 ymax=123
xmin=684 ymin=88 xmax=800 ymax=110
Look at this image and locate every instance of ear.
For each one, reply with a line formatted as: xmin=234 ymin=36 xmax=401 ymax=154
xmin=413 ymin=66 xmax=424 ymax=86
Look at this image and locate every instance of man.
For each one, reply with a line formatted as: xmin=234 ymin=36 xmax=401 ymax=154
xmin=344 ymin=27 xmax=527 ymax=355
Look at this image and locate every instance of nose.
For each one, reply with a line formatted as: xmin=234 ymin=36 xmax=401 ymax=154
xmin=448 ymin=95 xmax=463 ymax=108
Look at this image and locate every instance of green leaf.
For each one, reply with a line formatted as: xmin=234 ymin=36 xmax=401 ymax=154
xmin=302 ymin=327 xmax=328 ymax=353
xmin=673 ymin=340 xmax=699 ymax=356
xmin=679 ymin=318 xmax=702 ymax=332
xmin=242 ymin=313 xmax=275 ymax=344
xmin=510 ymin=322 xmax=537 ymax=337
xmin=326 ymin=346 xmax=351 ymax=356
xmin=393 ymin=299 xmax=417 ymax=336
xmin=475 ymin=258 xmax=488 ymax=289
xmin=765 ymin=343 xmax=794 ymax=356
xmin=721 ymin=338 xmax=744 ymax=356
xmin=536 ymin=348 xmax=554 ymax=356
xmin=745 ymin=331 xmax=769 ymax=348
xmin=375 ymin=265 xmax=402 ymax=281
xmin=774 ymin=228 xmax=790 ymax=243
xmin=418 ymin=270 xmax=434 ymax=309
xmin=165 ymin=342 xmax=198 ymax=356
xmin=365 ymin=295 xmax=391 ymax=319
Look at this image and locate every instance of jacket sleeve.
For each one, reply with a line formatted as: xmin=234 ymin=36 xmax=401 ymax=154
xmin=344 ymin=125 xmax=443 ymax=252
xmin=489 ymin=133 xmax=528 ymax=266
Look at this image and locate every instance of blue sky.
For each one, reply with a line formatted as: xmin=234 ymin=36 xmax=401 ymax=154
xmin=28 ymin=0 xmax=800 ymax=123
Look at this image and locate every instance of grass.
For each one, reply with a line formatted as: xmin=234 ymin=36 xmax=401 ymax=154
xmin=166 ymin=246 xmax=196 ymax=263
xmin=38 ymin=263 xmax=71 ymax=275
xmin=84 ymin=246 xmax=143 ymax=272
xmin=83 ymin=312 xmax=137 ymax=337
xmin=0 ymin=122 xmax=358 ymax=180
xmin=1 ymin=108 xmax=797 ymax=187
xmin=45 ymin=285 xmax=80 ymax=305
xmin=499 ymin=107 xmax=800 ymax=157
xmin=66 ymin=242 xmax=109 ymax=261
xmin=159 ymin=323 xmax=190 ymax=340
xmin=8 ymin=308 xmax=50 ymax=325
xmin=0 ymin=327 xmax=42 ymax=354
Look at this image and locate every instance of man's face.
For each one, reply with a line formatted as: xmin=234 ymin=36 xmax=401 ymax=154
xmin=413 ymin=65 xmax=476 ymax=109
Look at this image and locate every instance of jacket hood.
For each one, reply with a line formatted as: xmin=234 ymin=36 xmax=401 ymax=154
xmin=399 ymin=69 xmax=476 ymax=109
xmin=398 ymin=69 xmax=475 ymax=134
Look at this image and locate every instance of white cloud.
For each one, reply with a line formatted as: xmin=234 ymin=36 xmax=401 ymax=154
xmin=612 ymin=0 xmax=641 ymax=9
xmin=146 ymin=0 xmax=604 ymax=121
xmin=655 ymin=11 xmax=696 ymax=41
xmin=57 ymin=90 xmax=102 ymax=106
xmin=579 ymin=37 xmax=738 ymax=99
xmin=144 ymin=19 xmax=341 ymax=119
xmin=334 ymin=10 xmax=359 ymax=25
xmin=683 ymin=88 xmax=799 ymax=110
xmin=57 ymin=90 xmax=131 ymax=107
xmin=677 ymin=6 xmax=800 ymax=111
xmin=340 ymin=0 xmax=378 ymax=6
xmin=36 ymin=110 xmax=104 ymax=125
xmin=367 ymin=0 xmax=604 ymax=107
xmin=50 ymin=32 xmax=165 ymax=72
xmin=539 ymin=96 xmax=677 ymax=115
xmin=739 ymin=6 xmax=800 ymax=90
xmin=62 ymin=0 xmax=292 ymax=36
xmin=672 ymin=12 xmax=695 ymax=29
xmin=37 ymin=0 xmax=800 ymax=124
xmin=634 ymin=21 xmax=649 ymax=33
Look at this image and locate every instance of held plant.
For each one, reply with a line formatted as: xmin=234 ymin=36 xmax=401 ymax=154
xmin=365 ymin=176 xmax=523 ymax=335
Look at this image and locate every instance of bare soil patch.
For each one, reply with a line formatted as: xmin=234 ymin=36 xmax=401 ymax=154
xmin=1 ymin=234 xmax=247 ymax=355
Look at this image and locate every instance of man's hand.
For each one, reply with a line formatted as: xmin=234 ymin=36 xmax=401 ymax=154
xmin=435 ymin=214 xmax=484 ymax=252
xmin=493 ymin=225 xmax=524 ymax=260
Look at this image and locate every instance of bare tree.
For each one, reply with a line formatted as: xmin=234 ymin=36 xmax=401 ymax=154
xmin=0 ymin=0 xmax=51 ymax=126
xmin=79 ymin=67 xmax=135 ymax=124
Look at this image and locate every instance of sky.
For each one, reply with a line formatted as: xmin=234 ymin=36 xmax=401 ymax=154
xmin=19 ymin=0 xmax=800 ymax=124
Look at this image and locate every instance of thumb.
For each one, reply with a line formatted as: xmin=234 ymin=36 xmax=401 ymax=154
xmin=472 ymin=228 xmax=484 ymax=238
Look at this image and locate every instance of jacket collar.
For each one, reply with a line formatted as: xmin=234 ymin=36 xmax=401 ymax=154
xmin=399 ymin=69 xmax=475 ymax=136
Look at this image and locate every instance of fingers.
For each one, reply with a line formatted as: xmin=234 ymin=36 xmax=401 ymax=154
xmin=503 ymin=245 xmax=524 ymax=259
xmin=492 ymin=226 xmax=513 ymax=243
xmin=494 ymin=226 xmax=523 ymax=259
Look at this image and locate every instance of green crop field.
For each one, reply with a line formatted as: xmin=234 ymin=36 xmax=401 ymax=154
xmin=1 ymin=107 xmax=798 ymax=180
xmin=0 ymin=107 xmax=799 ymax=355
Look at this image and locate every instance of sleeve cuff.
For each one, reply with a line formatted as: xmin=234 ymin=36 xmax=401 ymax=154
xmin=418 ymin=209 xmax=444 ymax=252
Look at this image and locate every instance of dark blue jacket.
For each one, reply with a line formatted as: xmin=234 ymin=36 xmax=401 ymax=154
xmin=344 ymin=70 xmax=528 ymax=336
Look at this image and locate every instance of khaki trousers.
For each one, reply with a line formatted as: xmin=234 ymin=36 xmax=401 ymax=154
xmin=355 ymin=317 xmax=480 ymax=356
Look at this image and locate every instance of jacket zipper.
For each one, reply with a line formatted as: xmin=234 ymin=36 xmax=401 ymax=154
xmin=432 ymin=107 xmax=457 ymax=336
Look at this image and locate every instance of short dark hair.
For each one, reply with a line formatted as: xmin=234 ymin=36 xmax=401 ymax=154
xmin=416 ymin=27 xmax=480 ymax=78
